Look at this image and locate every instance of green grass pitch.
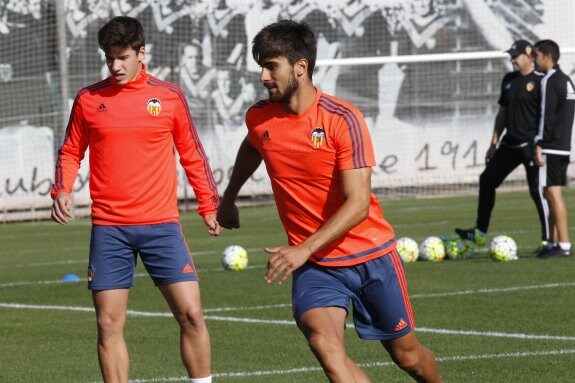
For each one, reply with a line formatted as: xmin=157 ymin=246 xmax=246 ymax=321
xmin=1 ymin=189 xmax=575 ymax=382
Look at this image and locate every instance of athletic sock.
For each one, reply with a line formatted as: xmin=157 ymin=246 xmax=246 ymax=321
xmin=558 ymin=242 xmax=572 ymax=251
xmin=190 ymin=377 xmax=212 ymax=383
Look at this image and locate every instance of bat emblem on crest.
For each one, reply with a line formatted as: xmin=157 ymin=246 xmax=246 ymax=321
xmin=147 ymin=98 xmax=162 ymax=116
xmin=311 ymin=127 xmax=326 ymax=149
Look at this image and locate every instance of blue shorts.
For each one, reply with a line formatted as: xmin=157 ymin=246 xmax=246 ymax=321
xmin=88 ymin=222 xmax=198 ymax=290
xmin=292 ymin=250 xmax=414 ymax=340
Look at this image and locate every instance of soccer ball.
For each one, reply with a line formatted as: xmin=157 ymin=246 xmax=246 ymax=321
xmin=396 ymin=237 xmax=419 ymax=263
xmin=419 ymin=236 xmax=446 ymax=262
xmin=489 ymin=235 xmax=518 ymax=262
xmin=221 ymin=245 xmax=249 ymax=270
xmin=441 ymin=235 xmax=474 ymax=260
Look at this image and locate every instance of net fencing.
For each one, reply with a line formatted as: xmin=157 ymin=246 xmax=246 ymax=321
xmin=0 ymin=0 xmax=574 ymax=220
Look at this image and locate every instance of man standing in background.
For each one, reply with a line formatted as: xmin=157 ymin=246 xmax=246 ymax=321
xmin=533 ymin=39 xmax=574 ymax=258
xmin=455 ymin=40 xmax=548 ymax=251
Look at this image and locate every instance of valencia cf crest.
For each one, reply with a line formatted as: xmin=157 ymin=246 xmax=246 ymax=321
xmin=147 ymin=98 xmax=162 ymax=116
xmin=526 ymin=81 xmax=534 ymax=92
xmin=87 ymin=264 xmax=95 ymax=282
xmin=311 ymin=127 xmax=326 ymax=149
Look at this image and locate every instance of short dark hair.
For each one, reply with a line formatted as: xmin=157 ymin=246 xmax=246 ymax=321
xmin=252 ymin=19 xmax=317 ymax=79
xmin=534 ymin=39 xmax=560 ymax=64
xmin=98 ymin=16 xmax=145 ymax=53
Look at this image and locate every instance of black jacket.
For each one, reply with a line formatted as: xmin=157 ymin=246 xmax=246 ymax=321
xmin=536 ymin=66 xmax=575 ymax=155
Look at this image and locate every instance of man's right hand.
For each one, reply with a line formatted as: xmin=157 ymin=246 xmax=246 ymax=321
xmin=51 ymin=192 xmax=73 ymax=224
xmin=217 ymin=199 xmax=240 ymax=229
xmin=485 ymin=143 xmax=497 ymax=163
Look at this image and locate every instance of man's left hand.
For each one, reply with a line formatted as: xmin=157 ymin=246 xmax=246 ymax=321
xmin=264 ymin=245 xmax=311 ymax=285
xmin=534 ymin=145 xmax=544 ymax=167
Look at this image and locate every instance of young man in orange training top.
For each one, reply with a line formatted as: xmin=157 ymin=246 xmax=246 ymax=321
xmin=217 ymin=20 xmax=441 ymax=383
xmin=51 ymin=16 xmax=220 ymax=383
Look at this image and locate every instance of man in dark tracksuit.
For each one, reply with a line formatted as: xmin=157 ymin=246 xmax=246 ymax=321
xmin=455 ymin=40 xmax=548 ymax=249
xmin=533 ymin=39 xmax=575 ymax=258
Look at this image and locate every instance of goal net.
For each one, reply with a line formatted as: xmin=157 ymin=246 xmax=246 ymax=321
xmin=0 ymin=0 xmax=574 ymax=220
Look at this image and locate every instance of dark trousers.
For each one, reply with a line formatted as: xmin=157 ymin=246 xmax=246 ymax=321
xmin=476 ymin=144 xmax=549 ymax=240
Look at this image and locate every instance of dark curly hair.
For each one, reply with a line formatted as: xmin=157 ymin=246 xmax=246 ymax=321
xmin=252 ymin=19 xmax=317 ymax=80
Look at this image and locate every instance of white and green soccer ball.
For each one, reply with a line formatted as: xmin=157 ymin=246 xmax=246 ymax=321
xmin=419 ymin=236 xmax=446 ymax=262
xmin=221 ymin=245 xmax=249 ymax=270
xmin=489 ymin=235 xmax=518 ymax=262
xmin=441 ymin=235 xmax=474 ymax=260
xmin=396 ymin=237 xmax=419 ymax=263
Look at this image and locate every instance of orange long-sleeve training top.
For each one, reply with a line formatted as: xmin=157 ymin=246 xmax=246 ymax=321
xmin=51 ymin=66 xmax=219 ymax=225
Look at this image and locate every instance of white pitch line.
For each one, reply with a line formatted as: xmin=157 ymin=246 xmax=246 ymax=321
xmin=0 ymin=265 xmax=267 ymax=288
xmin=0 ymin=279 xmax=75 ymax=287
xmin=205 ymin=315 xmax=294 ymax=325
xmin=0 ymin=247 xmax=263 ymax=267
xmin=360 ymin=348 xmax=575 ymax=366
xmin=2 ymin=302 xmax=575 ymax=342
xmin=0 ymin=259 xmax=86 ymax=269
xmin=89 ymin=348 xmax=575 ymax=382
xmin=0 ymin=227 xmax=89 ymax=240
xmin=0 ymin=246 xmax=87 ymax=257
xmin=1 ymin=271 xmax=573 ymax=304
xmin=0 ymin=302 xmax=95 ymax=313
xmin=416 ymin=327 xmax=575 ymax=341
xmin=409 ymin=282 xmax=575 ymax=299
xmin=204 ymin=303 xmax=290 ymax=313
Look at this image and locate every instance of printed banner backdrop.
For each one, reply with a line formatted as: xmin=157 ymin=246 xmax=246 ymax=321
xmin=0 ymin=0 xmax=574 ymax=218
